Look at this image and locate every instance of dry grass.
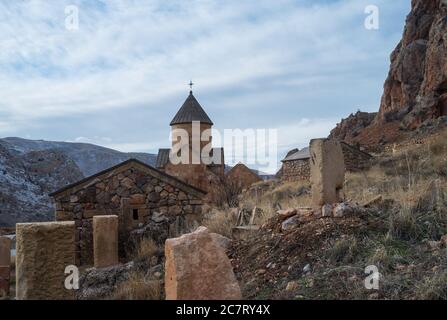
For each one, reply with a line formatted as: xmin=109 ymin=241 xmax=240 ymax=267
xmin=113 ymin=272 xmax=161 ymax=300
xmin=416 ymin=271 xmax=447 ymax=300
xmin=202 ymin=208 xmax=238 ymax=238
xmin=135 ymin=237 xmax=158 ymax=261
xmin=239 ymin=180 xmax=312 ymax=225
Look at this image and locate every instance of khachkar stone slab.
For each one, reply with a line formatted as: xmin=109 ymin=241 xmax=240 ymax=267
xmin=165 ymin=226 xmax=242 ymax=300
xmin=310 ymin=138 xmax=345 ymax=206
xmin=16 ymin=222 xmax=75 ymax=300
xmin=0 ymin=236 xmax=11 ymax=298
xmin=93 ymin=215 xmax=118 ymax=268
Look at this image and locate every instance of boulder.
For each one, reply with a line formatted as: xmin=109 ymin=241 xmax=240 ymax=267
xmin=165 ymin=226 xmax=242 ymax=300
xmin=210 ymin=233 xmax=232 ymax=251
xmin=281 ymin=215 xmax=300 ymax=232
xmin=322 ymin=204 xmax=333 ymax=217
xmin=277 ymin=208 xmax=297 ymax=220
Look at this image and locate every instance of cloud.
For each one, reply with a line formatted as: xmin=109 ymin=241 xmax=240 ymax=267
xmin=0 ymin=0 xmax=410 ymax=156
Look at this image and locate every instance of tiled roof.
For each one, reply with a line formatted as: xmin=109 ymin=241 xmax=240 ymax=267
xmin=49 ymin=158 xmax=206 ymax=197
xmin=170 ymin=92 xmax=213 ymax=125
xmin=282 ymin=147 xmax=310 ymax=162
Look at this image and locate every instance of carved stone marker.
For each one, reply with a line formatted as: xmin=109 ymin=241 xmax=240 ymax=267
xmin=93 ymin=215 xmax=119 ymax=268
xmin=0 ymin=236 xmax=11 ymax=297
xmin=16 ymin=222 xmax=75 ymax=300
xmin=310 ymin=138 xmax=345 ymax=206
xmin=165 ymin=226 xmax=242 ymax=300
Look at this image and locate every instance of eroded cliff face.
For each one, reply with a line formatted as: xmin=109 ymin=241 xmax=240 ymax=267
xmin=379 ymin=0 xmax=447 ymax=126
xmin=331 ymin=0 xmax=447 ymax=150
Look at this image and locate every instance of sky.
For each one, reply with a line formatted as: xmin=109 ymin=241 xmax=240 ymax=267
xmin=0 ymin=0 xmax=411 ymax=172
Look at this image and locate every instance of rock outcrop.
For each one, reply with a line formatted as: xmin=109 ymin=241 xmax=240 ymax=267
xmin=0 ymin=140 xmax=84 ymax=226
xmin=330 ymin=1 xmax=447 ymax=149
xmin=379 ymin=0 xmax=447 ymax=128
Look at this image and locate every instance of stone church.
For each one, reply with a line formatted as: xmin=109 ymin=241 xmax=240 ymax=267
xmin=156 ymin=90 xmax=226 ymax=204
xmin=49 ymin=89 xmax=232 ymax=265
xmin=50 ymin=159 xmax=206 ymax=265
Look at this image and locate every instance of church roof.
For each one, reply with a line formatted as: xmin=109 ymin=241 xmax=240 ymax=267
xmin=49 ymin=159 xmax=206 ymax=198
xmin=282 ymin=147 xmax=310 ymax=162
xmin=170 ymin=91 xmax=213 ymax=126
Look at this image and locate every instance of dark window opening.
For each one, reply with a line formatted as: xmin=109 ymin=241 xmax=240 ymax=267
xmin=132 ymin=209 xmax=139 ymax=220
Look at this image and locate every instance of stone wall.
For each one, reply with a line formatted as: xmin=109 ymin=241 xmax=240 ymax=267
xmin=340 ymin=143 xmax=373 ymax=171
xmin=16 ymin=222 xmax=75 ymax=300
xmin=225 ymin=163 xmax=262 ymax=191
xmin=281 ymin=159 xmax=310 ymax=182
xmin=164 ymin=162 xmax=226 ymax=205
xmin=53 ymin=161 xmax=204 ymax=266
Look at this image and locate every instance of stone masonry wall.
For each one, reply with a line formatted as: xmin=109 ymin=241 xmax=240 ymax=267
xmin=340 ymin=143 xmax=373 ymax=171
xmin=53 ymin=162 xmax=204 ymax=266
xmin=281 ymin=159 xmax=311 ymax=182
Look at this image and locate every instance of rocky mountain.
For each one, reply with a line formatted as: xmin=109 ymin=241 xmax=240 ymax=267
xmin=331 ymin=0 xmax=447 ymax=149
xmin=2 ymin=137 xmax=156 ymax=177
xmin=0 ymin=137 xmax=156 ymax=227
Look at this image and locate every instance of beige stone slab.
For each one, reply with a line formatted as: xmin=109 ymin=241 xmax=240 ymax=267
xmin=310 ymin=138 xmax=345 ymax=206
xmin=16 ymin=221 xmax=75 ymax=300
xmin=165 ymin=226 xmax=242 ymax=300
xmin=93 ymin=215 xmax=119 ymax=268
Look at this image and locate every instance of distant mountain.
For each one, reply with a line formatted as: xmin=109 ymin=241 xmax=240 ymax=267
xmin=2 ymin=137 xmax=157 ymax=176
xmin=0 ymin=137 xmax=156 ymax=227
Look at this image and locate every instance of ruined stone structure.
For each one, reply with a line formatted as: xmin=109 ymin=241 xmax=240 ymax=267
xmin=16 ymin=221 xmax=75 ymax=300
xmin=93 ymin=215 xmax=118 ymax=268
xmin=0 ymin=236 xmax=11 ymax=297
xmin=340 ymin=142 xmax=373 ymax=171
xmin=310 ymin=139 xmax=345 ymax=206
xmin=156 ymin=91 xmax=226 ymax=204
xmin=280 ymin=142 xmax=372 ymax=182
xmin=50 ymin=159 xmax=205 ymax=266
xmin=165 ymin=227 xmax=242 ymax=300
xmin=280 ymin=147 xmax=311 ymax=182
xmin=225 ymin=163 xmax=262 ymax=191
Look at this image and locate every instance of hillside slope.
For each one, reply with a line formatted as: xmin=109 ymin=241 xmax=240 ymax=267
xmin=0 ymin=137 xmax=156 ymax=227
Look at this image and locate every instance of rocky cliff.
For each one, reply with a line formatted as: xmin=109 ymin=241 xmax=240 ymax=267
xmin=0 ymin=138 xmax=156 ymax=227
xmin=379 ymin=0 xmax=447 ymax=127
xmin=331 ymin=0 xmax=447 ymax=149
